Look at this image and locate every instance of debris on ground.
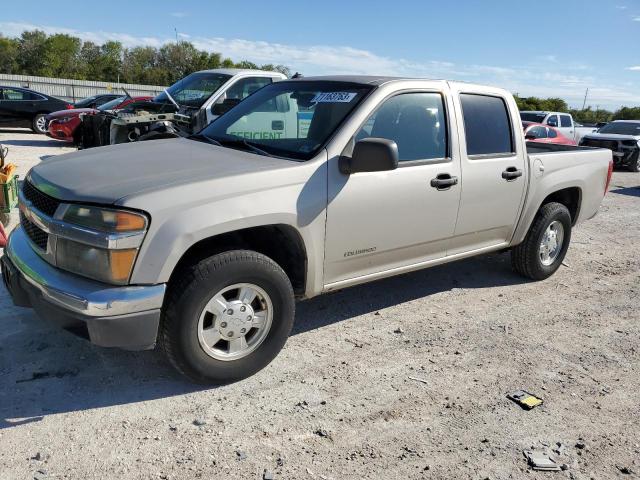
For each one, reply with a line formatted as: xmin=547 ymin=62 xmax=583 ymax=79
xmin=408 ymin=376 xmax=429 ymax=385
xmin=192 ymin=419 xmax=206 ymax=426
xmin=523 ymin=450 xmax=561 ymax=471
xmin=616 ymin=465 xmax=634 ymax=475
xmin=507 ymin=390 xmax=543 ymax=410
xmin=235 ymin=450 xmax=247 ymax=461
xmin=263 ymin=469 xmax=274 ymax=480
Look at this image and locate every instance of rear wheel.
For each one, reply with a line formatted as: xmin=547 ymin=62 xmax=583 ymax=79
xmin=511 ymin=202 xmax=572 ymax=280
xmin=629 ymin=153 xmax=640 ymax=172
xmin=161 ymin=250 xmax=295 ymax=384
xmin=32 ymin=114 xmax=47 ymax=134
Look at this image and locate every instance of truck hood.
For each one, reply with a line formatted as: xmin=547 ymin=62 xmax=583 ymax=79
xmin=582 ymin=133 xmax=640 ymax=142
xmin=28 ymin=138 xmax=299 ymax=205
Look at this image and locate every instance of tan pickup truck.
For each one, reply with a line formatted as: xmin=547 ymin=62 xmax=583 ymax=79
xmin=2 ymin=76 xmax=613 ymax=383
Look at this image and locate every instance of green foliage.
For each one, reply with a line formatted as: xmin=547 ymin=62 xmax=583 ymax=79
xmin=612 ymin=106 xmax=640 ymax=120
xmin=0 ymin=30 xmax=289 ymax=85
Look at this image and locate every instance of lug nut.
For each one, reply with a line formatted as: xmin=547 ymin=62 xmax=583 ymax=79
xmin=227 ymin=309 xmax=234 ymax=315
xmin=247 ymin=315 xmax=252 ymax=321
xmin=240 ymin=328 xmax=246 ymax=334
xmin=240 ymin=306 xmax=246 ymax=312
xmin=220 ymin=322 xmax=227 ymax=328
xmin=227 ymin=331 xmax=234 ymax=337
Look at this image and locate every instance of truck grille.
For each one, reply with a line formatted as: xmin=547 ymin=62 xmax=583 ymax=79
xmin=20 ymin=211 xmax=48 ymax=251
xmin=22 ymin=179 xmax=61 ymax=217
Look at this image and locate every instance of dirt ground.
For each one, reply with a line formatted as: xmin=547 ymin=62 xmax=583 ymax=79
xmin=0 ymin=128 xmax=638 ymax=480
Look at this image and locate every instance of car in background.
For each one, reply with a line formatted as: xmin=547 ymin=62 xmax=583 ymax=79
xmin=523 ymin=121 xmax=577 ymax=146
xmin=73 ymin=94 xmax=122 ymax=109
xmin=46 ymin=95 xmax=153 ymax=143
xmin=580 ymin=120 xmax=640 ymax=171
xmin=520 ymin=111 xmax=596 ymax=143
xmin=0 ymin=86 xmax=72 ymax=134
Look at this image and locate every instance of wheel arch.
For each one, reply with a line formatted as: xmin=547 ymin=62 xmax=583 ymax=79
xmin=167 ymin=224 xmax=309 ymax=297
xmin=540 ymin=186 xmax=582 ymax=225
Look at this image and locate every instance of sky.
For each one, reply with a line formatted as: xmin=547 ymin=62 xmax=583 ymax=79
xmin=1 ymin=0 xmax=639 ymax=109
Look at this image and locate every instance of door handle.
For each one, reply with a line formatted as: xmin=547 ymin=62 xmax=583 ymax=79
xmin=430 ymin=174 xmax=458 ymax=190
xmin=502 ymin=167 xmax=523 ymax=181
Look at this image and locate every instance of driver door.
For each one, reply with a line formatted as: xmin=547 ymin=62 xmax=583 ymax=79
xmin=323 ymin=91 xmax=461 ymax=285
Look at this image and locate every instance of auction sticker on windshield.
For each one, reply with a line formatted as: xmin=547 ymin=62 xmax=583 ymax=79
xmin=312 ymin=92 xmax=357 ymax=103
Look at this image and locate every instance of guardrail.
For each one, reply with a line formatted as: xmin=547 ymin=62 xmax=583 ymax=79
xmin=0 ymin=74 xmax=166 ymax=103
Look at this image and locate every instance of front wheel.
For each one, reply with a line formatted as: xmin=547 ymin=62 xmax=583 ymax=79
xmin=32 ymin=114 xmax=47 ymax=134
xmin=511 ymin=202 xmax=572 ymax=280
xmin=160 ymin=250 xmax=295 ymax=384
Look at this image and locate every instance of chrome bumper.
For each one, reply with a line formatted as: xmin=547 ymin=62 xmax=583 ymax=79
xmin=5 ymin=226 xmax=165 ymax=317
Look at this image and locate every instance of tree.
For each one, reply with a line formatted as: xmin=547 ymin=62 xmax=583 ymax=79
xmin=612 ymin=106 xmax=640 ymax=120
xmin=0 ymin=36 xmax=19 ymax=74
xmin=0 ymin=30 xmax=289 ymax=84
xmin=43 ymin=34 xmax=82 ymax=78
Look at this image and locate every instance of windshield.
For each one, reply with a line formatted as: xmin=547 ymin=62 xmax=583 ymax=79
xmin=199 ymin=81 xmax=373 ymax=160
xmin=98 ymin=96 xmax=126 ymax=111
xmin=598 ymin=122 xmax=640 ymax=136
xmin=75 ymin=95 xmax=99 ymax=107
xmin=520 ymin=112 xmax=547 ymax=123
xmin=154 ymin=72 xmax=232 ymax=108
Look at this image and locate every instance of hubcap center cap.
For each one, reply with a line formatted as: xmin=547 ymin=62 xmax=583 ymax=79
xmin=218 ymin=301 xmax=254 ymax=339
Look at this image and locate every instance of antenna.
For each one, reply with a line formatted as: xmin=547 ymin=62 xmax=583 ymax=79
xmin=175 ymin=28 xmax=178 ymax=44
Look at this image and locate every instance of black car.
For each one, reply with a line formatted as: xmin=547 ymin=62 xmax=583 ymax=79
xmin=0 ymin=86 xmax=72 ymax=134
xmin=74 ymin=93 xmax=122 ymax=109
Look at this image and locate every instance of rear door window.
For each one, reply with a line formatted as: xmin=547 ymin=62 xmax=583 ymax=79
xmin=547 ymin=128 xmax=558 ymax=138
xmin=527 ymin=126 xmax=547 ymax=139
xmin=546 ymin=115 xmax=559 ymax=127
xmin=560 ymin=115 xmax=572 ymax=128
xmin=460 ymin=94 xmax=514 ymax=156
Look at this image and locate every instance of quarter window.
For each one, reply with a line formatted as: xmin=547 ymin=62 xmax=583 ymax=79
xmin=460 ymin=94 xmax=514 ymax=156
xmin=355 ymin=92 xmax=447 ymax=162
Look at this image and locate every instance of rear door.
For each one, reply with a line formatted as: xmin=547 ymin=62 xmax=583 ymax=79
xmin=558 ymin=114 xmax=575 ymax=140
xmin=448 ymin=87 xmax=527 ymax=254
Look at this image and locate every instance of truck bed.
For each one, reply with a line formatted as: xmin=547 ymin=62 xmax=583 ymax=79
xmin=526 ymin=142 xmax=596 ymax=154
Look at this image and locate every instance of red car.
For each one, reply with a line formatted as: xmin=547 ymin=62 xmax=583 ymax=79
xmin=46 ymin=96 xmax=152 ymax=142
xmin=522 ymin=121 xmax=576 ymax=146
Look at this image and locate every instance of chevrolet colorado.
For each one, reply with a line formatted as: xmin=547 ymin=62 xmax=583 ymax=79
xmin=2 ymin=76 xmax=613 ymax=383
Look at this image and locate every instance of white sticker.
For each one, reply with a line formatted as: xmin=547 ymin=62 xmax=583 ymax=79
xmin=312 ymin=92 xmax=357 ymax=103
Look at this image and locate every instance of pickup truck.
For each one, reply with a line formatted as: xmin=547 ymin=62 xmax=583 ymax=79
xmin=78 ymin=68 xmax=287 ymax=148
xmin=1 ymin=76 xmax=613 ymax=384
xmin=520 ymin=111 xmax=597 ymax=143
xmin=579 ymin=120 xmax=640 ymax=172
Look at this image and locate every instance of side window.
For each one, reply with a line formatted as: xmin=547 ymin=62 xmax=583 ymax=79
xmin=547 ymin=115 xmax=559 ymax=127
xmin=460 ymin=93 xmax=513 ymax=156
xmin=560 ymin=115 xmax=572 ymax=128
xmin=354 ymin=92 xmax=447 ymax=162
xmin=3 ymin=89 xmax=27 ymax=100
xmin=527 ymin=126 xmax=547 ymax=139
xmin=226 ymin=77 xmax=272 ymax=101
xmin=547 ymin=127 xmax=558 ymax=138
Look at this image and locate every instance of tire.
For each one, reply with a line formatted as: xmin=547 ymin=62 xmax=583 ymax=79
xmin=160 ymin=250 xmax=295 ymax=384
xmin=628 ymin=153 xmax=640 ymax=172
xmin=32 ymin=114 xmax=47 ymax=134
xmin=511 ymin=202 xmax=572 ymax=280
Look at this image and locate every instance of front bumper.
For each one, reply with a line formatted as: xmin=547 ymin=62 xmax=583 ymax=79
xmin=1 ymin=227 xmax=166 ymax=350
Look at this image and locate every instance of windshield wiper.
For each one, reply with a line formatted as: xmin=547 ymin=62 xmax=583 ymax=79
xmin=188 ymin=133 xmax=222 ymax=146
xmin=213 ymin=138 xmax=275 ymax=157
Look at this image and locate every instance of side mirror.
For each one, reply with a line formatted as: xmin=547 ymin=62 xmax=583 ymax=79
xmin=212 ymin=98 xmax=241 ymax=116
xmin=339 ymin=138 xmax=399 ymax=174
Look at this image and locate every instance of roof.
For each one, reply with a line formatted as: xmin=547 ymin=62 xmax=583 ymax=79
xmin=286 ymin=75 xmax=436 ymax=86
xmin=611 ymin=119 xmax=640 ymax=123
xmin=198 ymin=68 xmax=285 ymax=77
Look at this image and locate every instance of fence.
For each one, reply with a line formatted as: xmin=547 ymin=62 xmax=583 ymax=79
xmin=0 ymin=74 xmax=167 ymax=103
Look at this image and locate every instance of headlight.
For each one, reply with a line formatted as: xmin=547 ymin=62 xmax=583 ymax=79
xmin=56 ymin=205 xmax=148 ymax=285
xmin=62 ymin=205 xmax=147 ymax=232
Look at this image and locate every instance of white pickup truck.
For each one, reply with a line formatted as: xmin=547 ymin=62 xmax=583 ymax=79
xmin=2 ymin=76 xmax=613 ymax=384
xmin=520 ymin=111 xmax=597 ymax=143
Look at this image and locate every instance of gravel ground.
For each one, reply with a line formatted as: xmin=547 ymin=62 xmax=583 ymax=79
xmin=0 ymin=128 xmax=638 ymax=480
